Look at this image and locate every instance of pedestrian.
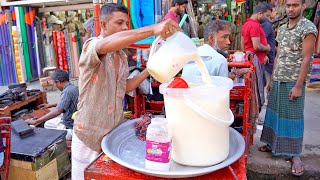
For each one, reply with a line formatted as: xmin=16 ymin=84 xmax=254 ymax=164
xmin=241 ymin=3 xmax=272 ymax=108
xmin=262 ymin=3 xmax=277 ymax=106
xmin=241 ymin=3 xmax=271 ymax=64
xmin=163 ymin=0 xmax=188 ymax=23
xmin=259 ymin=0 xmax=318 ymax=177
xmin=71 ymin=3 xmax=180 ymax=179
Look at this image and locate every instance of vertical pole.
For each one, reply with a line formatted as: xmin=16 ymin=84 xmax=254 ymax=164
xmin=93 ymin=0 xmax=100 ymax=36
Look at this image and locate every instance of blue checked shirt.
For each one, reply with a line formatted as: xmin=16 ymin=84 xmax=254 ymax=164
xmin=57 ymin=82 xmax=79 ymax=129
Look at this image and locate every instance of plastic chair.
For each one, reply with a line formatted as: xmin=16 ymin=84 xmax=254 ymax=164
xmin=0 ymin=117 xmax=11 ymax=180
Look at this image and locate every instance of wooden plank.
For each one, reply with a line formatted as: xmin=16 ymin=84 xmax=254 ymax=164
xmin=10 ymin=159 xmax=33 ymax=170
xmin=38 ymin=3 xmax=93 ymax=13
xmin=9 ymin=158 xmax=58 ymax=180
xmin=36 ymin=159 xmax=59 ymax=180
xmin=56 ymin=150 xmax=71 ymax=178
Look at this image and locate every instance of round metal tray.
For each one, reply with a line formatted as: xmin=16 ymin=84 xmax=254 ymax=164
xmin=101 ymin=118 xmax=245 ymax=178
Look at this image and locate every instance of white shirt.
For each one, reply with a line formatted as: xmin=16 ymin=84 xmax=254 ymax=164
xmin=182 ymin=44 xmax=228 ymax=77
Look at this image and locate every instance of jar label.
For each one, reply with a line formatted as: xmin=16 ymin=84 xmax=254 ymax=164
xmin=146 ymin=140 xmax=170 ymax=163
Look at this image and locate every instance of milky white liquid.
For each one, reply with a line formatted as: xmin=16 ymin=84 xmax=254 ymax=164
xmin=175 ymin=53 xmax=212 ymax=84
xmin=165 ymin=53 xmax=232 ymax=166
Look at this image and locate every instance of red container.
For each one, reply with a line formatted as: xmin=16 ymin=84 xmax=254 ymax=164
xmin=151 ymin=82 xmax=161 ymax=88
xmin=146 ymin=100 xmax=164 ymax=112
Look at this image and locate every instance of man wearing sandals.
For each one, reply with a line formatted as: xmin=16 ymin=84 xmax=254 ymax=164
xmin=259 ymin=0 xmax=317 ymax=176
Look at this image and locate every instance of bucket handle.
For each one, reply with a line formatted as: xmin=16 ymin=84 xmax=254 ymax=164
xmin=149 ymin=36 xmax=162 ymax=58
xmin=184 ymin=97 xmax=234 ymax=127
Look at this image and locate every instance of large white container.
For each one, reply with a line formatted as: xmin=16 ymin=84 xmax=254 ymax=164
xmin=147 ymin=32 xmax=198 ymax=83
xmin=160 ymin=76 xmax=234 ymax=166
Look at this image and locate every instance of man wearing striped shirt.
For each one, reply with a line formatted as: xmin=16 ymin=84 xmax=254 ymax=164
xmin=25 ymin=70 xmax=78 ymax=140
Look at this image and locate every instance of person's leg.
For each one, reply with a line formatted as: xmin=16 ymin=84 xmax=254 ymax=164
xmin=55 ymin=123 xmax=73 ymax=141
xmin=44 ymin=115 xmax=72 ymax=140
xmin=71 ymin=132 xmax=99 ymax=180
xmin=44 ymin=115 xmax=63 ymax=129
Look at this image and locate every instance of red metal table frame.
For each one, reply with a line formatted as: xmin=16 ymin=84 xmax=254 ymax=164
xmin=85 ymin=153 xmax=247 ymax=180
xmin=0 ymin=117 xmax=11 ymax=180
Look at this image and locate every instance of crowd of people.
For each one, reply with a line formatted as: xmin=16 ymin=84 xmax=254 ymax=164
xmin=24 ymin=0 xmax=317 ymax=178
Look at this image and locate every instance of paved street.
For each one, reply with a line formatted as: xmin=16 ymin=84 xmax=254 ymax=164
xmin=248 ymin=89 xmax=320 ymax=179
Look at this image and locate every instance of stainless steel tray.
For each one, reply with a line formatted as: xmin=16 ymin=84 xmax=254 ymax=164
xmin=101 ymin=118 xmax=245 ymax=178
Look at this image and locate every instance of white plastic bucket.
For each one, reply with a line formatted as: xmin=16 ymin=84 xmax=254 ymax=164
xmin=160 ymin=76 xmax=234 ymax=166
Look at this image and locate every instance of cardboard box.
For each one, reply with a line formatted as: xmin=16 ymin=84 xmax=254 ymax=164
xmin=9 ymin=158 xmax=59 ymax=180
xmin=39 ymin=77 xmax=55 ymax=91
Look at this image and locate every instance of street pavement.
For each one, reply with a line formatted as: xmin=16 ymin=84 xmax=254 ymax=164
xmin=248 ymin=89 xmax=320 ymax=179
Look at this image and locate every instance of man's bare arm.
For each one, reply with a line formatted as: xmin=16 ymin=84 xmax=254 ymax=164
xmin=25 ymin=107 xmax=64 ymax=125
xmin=295 ymin=33 xmax=316 ymax=88
xmin=126 ymin=70 xmax=149 ymax=93
xmin=241 ymin=36 xmax=245 ymax=51
xmin=96 ymin=20 xmax=180 ymax=55
xmin=251 ymin=37 xmax=270 ymax=52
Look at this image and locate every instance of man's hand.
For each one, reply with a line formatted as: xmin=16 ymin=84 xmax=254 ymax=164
xmin=25 ymin=118 xmax=38 ymax=125
xmin=267 ymin=83 xmax=272 ymax=95
xmin=38 ymin=104 xmax=51 ymax=109
xmin=264 ymin=56 xmax=269 ymax=64
xmin=152 ymin=19 xmax=181 ymax=39
xmin=266 ymin=44 xmax=271 ymax=52
xmin=228 ymin=72 xmax=236 ymax=80
xmin=289 ymin=86 xmax=302 ymax=101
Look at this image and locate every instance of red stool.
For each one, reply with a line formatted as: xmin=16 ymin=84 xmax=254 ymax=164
xmin=0 ymin=117 xmax=11 ymax=180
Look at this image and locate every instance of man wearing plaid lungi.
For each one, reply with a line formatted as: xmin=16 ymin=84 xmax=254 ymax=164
xmin=259 ymin=0 xmax=318 ymax=177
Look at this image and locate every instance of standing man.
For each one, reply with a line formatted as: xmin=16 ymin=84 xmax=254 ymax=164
xmin=241 ymin=3 xmax=271 ymax=64
xmin=262 ymin=3 xmax=277 ymax=106
xmin=163 ymin=0 xmax=188 ymax=23
xmin=182 ymin=20 xmax=231 ymax=78
xmin=25 ymin=70 xmax=78 ymax=141
xmin=72 ymin=3 xmax=180 ymax=179
xmin=260 ymin=0 xmax=317 ymax=177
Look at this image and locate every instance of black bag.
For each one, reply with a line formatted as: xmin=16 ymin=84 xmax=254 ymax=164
xmin=11 ymin=119 xmax=34 ymax=138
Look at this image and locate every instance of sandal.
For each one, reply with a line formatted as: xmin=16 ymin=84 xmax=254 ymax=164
xmin=291 ymin=157 xmax=304 ymax=176
xmin=258 ymin=145 xmax=272 ymax=152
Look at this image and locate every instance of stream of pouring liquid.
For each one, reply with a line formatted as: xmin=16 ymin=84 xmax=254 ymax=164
xmin=179 ymin=53 xmax=212 ymax=84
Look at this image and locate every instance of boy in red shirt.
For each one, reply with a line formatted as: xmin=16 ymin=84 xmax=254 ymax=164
xmin=241 ymin=3 xmax=271 ymax=64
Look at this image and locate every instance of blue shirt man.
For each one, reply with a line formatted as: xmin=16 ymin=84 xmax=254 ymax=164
xmin=262 ymin=18 xmax=276 ymax=74
xmin=262 ymin=3 xmax=277 ymax=74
